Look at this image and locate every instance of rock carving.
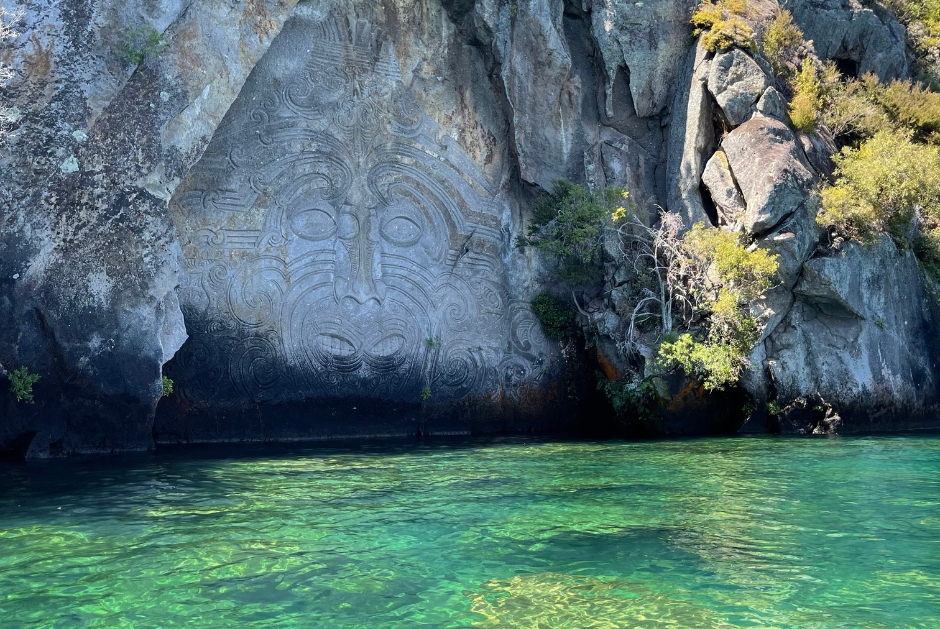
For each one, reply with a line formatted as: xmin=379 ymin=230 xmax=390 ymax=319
xmin=170 ymin=16 xmax=550 ymax=408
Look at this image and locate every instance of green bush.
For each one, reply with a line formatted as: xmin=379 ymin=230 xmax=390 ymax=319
xmin=517 ymin=181 xmax=626 ymax=285
xmin=819 ymin=130 xmax=940 ymax=237
xmin=822 ymin=74 xmax=892 ymax=142
xmin=9 ymin=367 xmax=40 ymax=404
xmin=118 ymin=24 xmax=166 ymax=65
xmin=601 ymin=375 xmax=661 ymax=428
xmin=878 ymin=79 xmax=940 ymax=144
xmin=818 ymin=130 xmax=940 ymax=274
xmin=788 ymin=58 xmax=825 ymax=132
xmin=531 ymin=293 xmax=576 ymax=341
xmin=655 ymin=224 xmax=778 ymax=391
xmin=161 ymin=376 xmax=174 ymax=397
xmin=692 ymin=0 xmax=755 ymax=53
xmin=760 ymin=9 xmax=805 ymax=77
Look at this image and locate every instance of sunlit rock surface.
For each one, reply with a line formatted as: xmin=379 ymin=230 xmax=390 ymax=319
xmin=154 ymin=3 xmax=567 ymax=442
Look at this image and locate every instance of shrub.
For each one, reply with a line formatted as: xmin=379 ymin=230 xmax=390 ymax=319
xmin=822 ymin=74 xmax=892 ymax=142
xmin=9 ymin=367 xmax=40 ymax=404
xmin=818 ymin=130 xmax=940 ymax=258
xmin=531 ymin=293 xmax=576 ymax=341
xmin=878 ymin=79 xmax=940 ymax=144
xmin=691 ymin=0 xmax=755 ymax=53
xmin=161 ymin=376 xmax=174 ymax=397
xmin=760 ymin=9 xmax=805 ymax=77
xmin=654 ymin=225 xmax=778 ymax=391
xmin=612 ymin=215 xmax=778 ymax=391
xmin=118 ymin=24 xmax=166 ymax=65
xmin=601 ymin=375 xmax=661 ymax=428
xmin=657 ymin=333 xmax=747 ymax=391
xmin=517 ymin=181 xmax=626 ymax=285
xmin=788 ymin=58 xmax=823 ymax=132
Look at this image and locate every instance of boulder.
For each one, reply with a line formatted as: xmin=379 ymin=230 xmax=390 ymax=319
xmin=756 ymin=87 xmax=789 ymax=123
xmin=752 ymin=199 xmax=821 ymax=341
xmin=701 ymin=150 xmax=746 ymax=227
xmin=721 ymin=117 xmax=817 ymax=235
xmin=590 ymin=0 xmax=697 ymax=118
xmin=707 ymin=49 xmax=770 ymax=126
xmin=498 ymin=0 xmax=582 ymax=189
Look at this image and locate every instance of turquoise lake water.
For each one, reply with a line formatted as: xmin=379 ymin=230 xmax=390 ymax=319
xmin=1 ymin=436 xmax=939 ymax=628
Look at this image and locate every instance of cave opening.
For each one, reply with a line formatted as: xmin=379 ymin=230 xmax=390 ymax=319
xmin=833 ymin=57 xmax=859 ymax=79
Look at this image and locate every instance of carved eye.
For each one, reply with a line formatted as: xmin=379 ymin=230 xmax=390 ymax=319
xmin=289 ymin=207 xmax=336 ymax=241
xmin=381 ymin=215 xmax=423 ymax=247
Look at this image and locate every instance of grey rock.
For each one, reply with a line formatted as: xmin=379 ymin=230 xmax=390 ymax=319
xmin=789 ymin=0 xmax=908 ymax=81
xmin=1 ymin=0 xmax=298 ymax=456
xmin=753 ymin=199 xmax=821 ymax=341
xmin=598 ymin=128 xmax=661 ymax=219
xmin=590 ymin=0 xmax=697 ymax=118
xmin=721 ymin=117 xmax=817 ymax=235
xmin=701 ymin=150 xmax=746 ymax=227
xmin=766 ymin=238 xmax=940 ymax=430
xmin=666 ymin=40 xmax=715 ymax=228
xmin=501 ymin=0 xmax=581 ymax=189
xmin=154 ymin=6 xmax=566 ymax=443
xmin=798 ymin=127 xmax=838 ymax=180
xmin=707 ymin=49 xmax=770 ymax=126
xmin=756 ymin=87 xmax=789 ymax=123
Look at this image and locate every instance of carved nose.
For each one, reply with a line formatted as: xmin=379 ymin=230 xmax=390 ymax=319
xmin=334 ymin=205 xmax=386 ymax=306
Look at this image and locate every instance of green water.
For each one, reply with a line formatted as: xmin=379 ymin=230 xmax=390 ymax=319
xmin=1 ymin=437 xmax=939 ymax=628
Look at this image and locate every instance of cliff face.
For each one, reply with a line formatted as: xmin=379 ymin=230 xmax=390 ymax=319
xmin=1 ymin=0 xmax=937 ymax=456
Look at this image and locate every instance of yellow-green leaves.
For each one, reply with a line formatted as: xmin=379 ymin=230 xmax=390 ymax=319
xmin=655 ymin=225 xmax=779 ymax=391
xmin=819 ymin=130 xmax=940 ymax=248
xmin=788 ymin=58 xmax=827 ymax=132
xmin=760 ymin=9 xmax=805 ymax=77
xmin=691 ymin=0 xmax=755 ymax=53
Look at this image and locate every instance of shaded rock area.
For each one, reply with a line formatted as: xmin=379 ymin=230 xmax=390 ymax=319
xmin=1 ymin=0 xmax=938 ymax=456
xmin=721 ymin=117 xmax=817 ymax=235
xmin=1 ymin=0 xmax=298 ymax=457
xmin=788 ymin=0 xmax=908 ymax=81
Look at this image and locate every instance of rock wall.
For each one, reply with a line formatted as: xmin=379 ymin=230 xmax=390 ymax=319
xmin=155 ymin=4 xmax=561 ymax=441
xmin=1 ymin=0 xmax=938 ymax=455
xmin=1 ymin=0 xmax=298 ymax=456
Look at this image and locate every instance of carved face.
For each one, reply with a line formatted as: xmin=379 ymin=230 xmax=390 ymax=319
xmin=171 ymin=16 xmax=546 ymax=404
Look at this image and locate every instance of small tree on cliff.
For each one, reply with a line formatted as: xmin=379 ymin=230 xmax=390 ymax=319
xmin=519 ymin=182 xmax=779 ymax=392
xmin=612 ymin=211 xmax=779 ymax=390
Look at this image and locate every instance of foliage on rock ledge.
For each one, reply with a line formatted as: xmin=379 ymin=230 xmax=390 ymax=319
xmin=118 ymin=24 xmax=166 ymax=66
xmin=522 ymin=183 xmax=779 ymax=393
xmin=517 ymin=181 xmax=626 ymax=286
xmin=691 ymin=0 xmax=755 ymax=53
xmin=652 ymin=225 xmax=778 ymax=391
xmin=9 ymin=367 xmax=40 ymax=404
xmin=692 ymin=0 xmax=754 ymax=52
xmin=531 ymin=294 xmax=576 ymax=341
xmin=818 ymin=129 xmax=940 ymax=272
